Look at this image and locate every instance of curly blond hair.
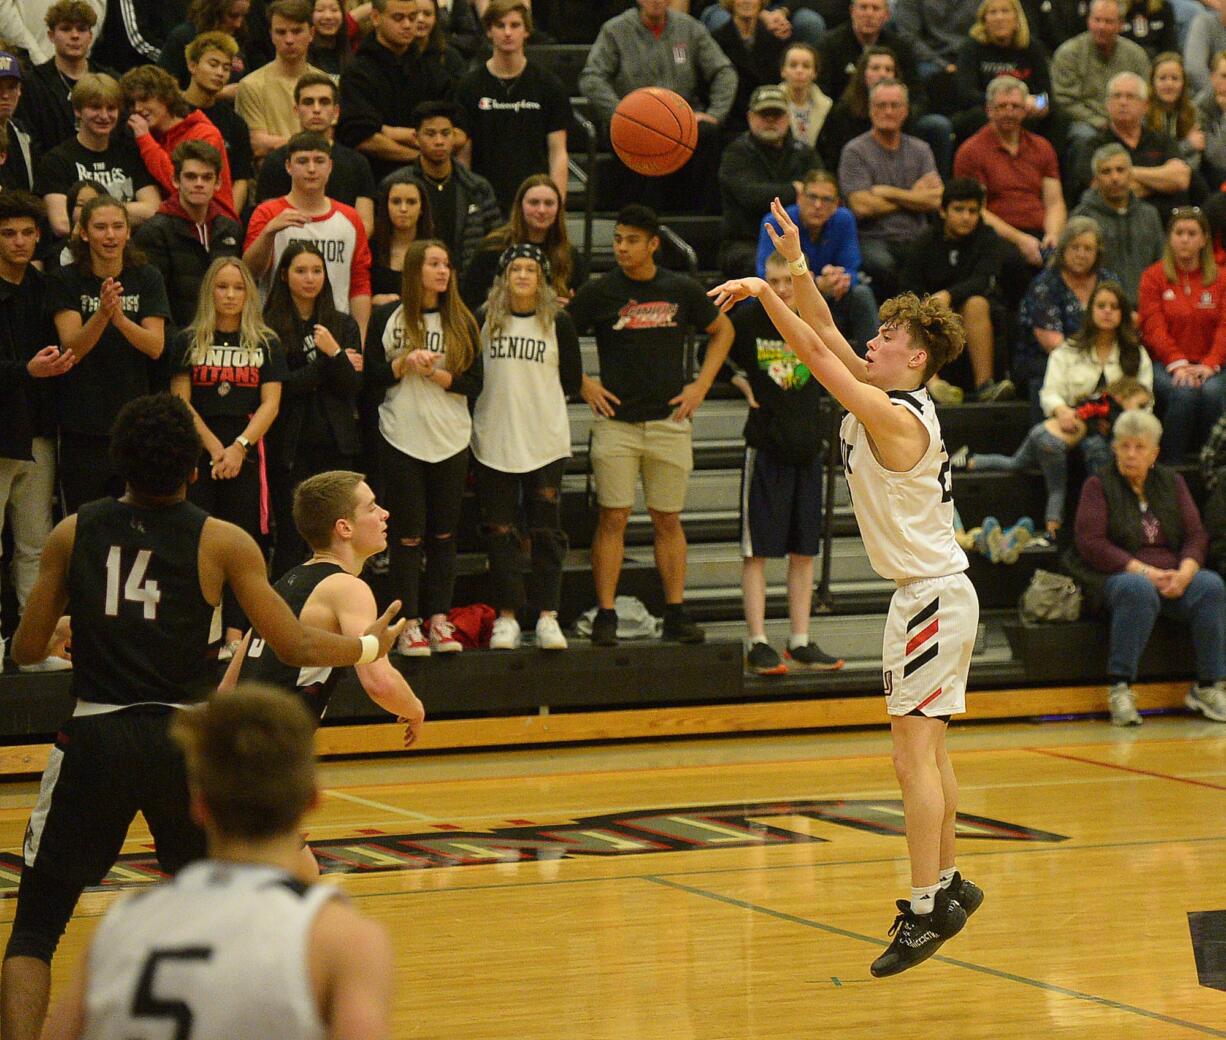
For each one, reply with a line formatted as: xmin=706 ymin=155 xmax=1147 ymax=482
xmin=877 ymin=293 xmax=966 ymax=382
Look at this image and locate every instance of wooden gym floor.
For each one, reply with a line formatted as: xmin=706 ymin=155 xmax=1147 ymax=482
xmin=1 ymin=713 xmax=1225 ymax=1038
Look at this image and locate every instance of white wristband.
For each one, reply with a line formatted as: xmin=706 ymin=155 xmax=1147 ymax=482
xmin=357 ymin=634 xmax=379 ymax=665
xmin=788 ymin=256 xmax=809 ymax=276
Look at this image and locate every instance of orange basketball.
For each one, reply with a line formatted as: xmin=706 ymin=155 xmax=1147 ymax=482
xmin=610 ymin=88 xmax=698 ymax=177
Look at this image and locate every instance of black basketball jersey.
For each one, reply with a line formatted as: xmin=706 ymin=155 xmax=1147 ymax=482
xmin=241 ymin=562 xmax=346 ymax=721
xmin=68 ymin=498 xmax=219 ymax=707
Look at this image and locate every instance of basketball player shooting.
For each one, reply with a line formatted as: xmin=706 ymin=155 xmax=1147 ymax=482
xmin=41 ymin=684 xmax=395 ymax=1040
xmin=709 ymin=198 xmax=984 ymax=977
xmin=3 ymin=395 xmax=405 ymax=1040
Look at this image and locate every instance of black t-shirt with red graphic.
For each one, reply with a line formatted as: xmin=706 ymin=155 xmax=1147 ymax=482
xmin=169 ymin=328 xmax=288 ymax=442
xmin=567 ymin=267 xmax=719 ymax=422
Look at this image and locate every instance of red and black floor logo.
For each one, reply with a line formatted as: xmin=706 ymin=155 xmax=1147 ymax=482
xmin=0 ymin=799 xmax=1067 ymax=894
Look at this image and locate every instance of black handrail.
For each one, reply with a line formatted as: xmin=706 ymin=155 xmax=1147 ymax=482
xmin=815 ymin=396 xmax=842 ymax=613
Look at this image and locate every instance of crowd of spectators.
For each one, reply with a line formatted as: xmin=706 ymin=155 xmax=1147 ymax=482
xmin=0 ymin=0 xmax=1225 ymax=687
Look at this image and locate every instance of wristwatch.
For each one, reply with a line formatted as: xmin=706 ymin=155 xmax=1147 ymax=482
xmin=235 ymin=435 xmax=251 ymax=452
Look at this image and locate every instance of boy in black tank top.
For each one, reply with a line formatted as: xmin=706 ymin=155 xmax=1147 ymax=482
xmin=223 ymin=471 xmax=424 ymax=875
xmin=4 ymin=396 xmax=407 ymax=1040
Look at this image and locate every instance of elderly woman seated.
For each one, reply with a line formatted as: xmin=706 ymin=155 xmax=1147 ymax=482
xmin=1069 ymin=409 xmax=1226 ymax=726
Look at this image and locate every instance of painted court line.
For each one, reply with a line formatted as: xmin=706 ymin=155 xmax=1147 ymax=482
xmin=644 ymin=875 xmax=1226 ymax=1038
xmin=1029 ymin=747 xmax=1226 ymax=791
xmin=323 ymin=789 xmax=434 ymax=821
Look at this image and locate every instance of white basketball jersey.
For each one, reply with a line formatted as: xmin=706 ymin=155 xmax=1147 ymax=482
xmin=839 ymin=388 xmax=968 ymax=582
xmin=82 ymin=861 xmax=339 ymax=1040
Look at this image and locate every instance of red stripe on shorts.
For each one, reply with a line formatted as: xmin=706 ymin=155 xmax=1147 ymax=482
xmin=905 ymin=618 xmax=939 ymax=655
xmin=916 ymin=686 xmax=944 ymax=711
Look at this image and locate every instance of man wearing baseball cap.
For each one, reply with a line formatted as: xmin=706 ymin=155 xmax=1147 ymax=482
xmin=0 ymin=53 xmax=34 ymax=193
xmin=718 ymin=84 xmax=818 ymax=277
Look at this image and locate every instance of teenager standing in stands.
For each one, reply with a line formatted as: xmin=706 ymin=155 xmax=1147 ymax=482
xmin=474 ymin=245 xmax=582 ymax=651
xmin=47 ymin=195 xmax=169 ymax=513
xmin=263 ymin=242 xmax=364 ymax=577
xmin=371 ymin=172 xmax=435 ymax=305
xmin=170 ymin=258 xmax=288 ymax=655
xmin=367 ymin=239 xmax=483 ymax=655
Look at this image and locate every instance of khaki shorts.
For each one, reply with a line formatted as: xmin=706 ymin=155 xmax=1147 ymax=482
xmin=590 ymin=417 xmax=693 ymax=513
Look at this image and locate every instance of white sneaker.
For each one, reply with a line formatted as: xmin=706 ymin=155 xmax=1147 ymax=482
xmin=396 ymin=621 xmax=430 ymax=657
xmin=1108 ymin=682 xmax=1141 ymax=727
xmin=535 ymin=613 xmax=568 ymax=650
xmin=19 ymin=656 xmax=73 ymax=673
xmin=1186 ymin=682 xmax=1226 ymax=723
xmin=216 ymin=640 xmax=241 ymax=662
xmin=429 ymin=618 xmax=463 ymax=653
xmin=489 ymin=616 xmax=522 ymax=650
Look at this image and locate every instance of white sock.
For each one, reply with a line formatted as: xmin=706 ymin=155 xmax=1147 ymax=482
xmin=747 ymin=634 xmax=768 ymax=646
xmin=939 ymin=867 xmax=956 ymax=889
xmin=788 ymin=633 xmax=809 ymax=649
xmin=910 ymin=883 xmax=942 ymax=915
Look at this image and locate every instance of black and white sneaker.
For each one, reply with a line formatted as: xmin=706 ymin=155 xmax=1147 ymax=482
xmin=945 ymin=872 xmax=984 ymax=919
xmin=785 ymin=643 xmax=845 ymax=671
xmin=746 ymin=642 xmax=787 ymax=675
xmin=869 ymin=896 xmax=966 ymax=978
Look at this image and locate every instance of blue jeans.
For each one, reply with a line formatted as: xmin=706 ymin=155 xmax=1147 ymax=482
xmin=700 ymin=5 xmax=826 ymax=44
xmin=1102 ymin=570 xmax=1226 ymax=683
xmin=975 ymin=425 xmax=1111 ymax=524
xmin=1152 ymin=364 xmax=1226 ymax=462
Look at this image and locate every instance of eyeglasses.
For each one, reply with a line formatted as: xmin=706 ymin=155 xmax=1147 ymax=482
xmin=803 ymin=193 xmax=838 ymax=204
xmin=1171 ymin=206 xmax=1203 ymax=217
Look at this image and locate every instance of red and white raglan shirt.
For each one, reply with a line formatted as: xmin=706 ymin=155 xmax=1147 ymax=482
xmin=244 ymin=197 xmax=371 ymax=313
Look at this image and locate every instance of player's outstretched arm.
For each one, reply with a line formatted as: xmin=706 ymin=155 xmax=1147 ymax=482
xmin=12 ymin=517 xmax=75 ymax=666
xmin=765 ymin=197 xmax=869 ymax=384
xmin=710 ymin=278 xmax=914 ymax=446
xmin=329 ymin=577 xmax=425 ymax=747
xmin=217 ymin=630 xmax=253 ymax=692
xmin=207 ymin=521 xmax=405 ymax=667
xmin=313 ymin=902 xmax=394 ymax=1040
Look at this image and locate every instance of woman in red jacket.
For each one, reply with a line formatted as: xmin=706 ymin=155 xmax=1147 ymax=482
xmin=121 ymin=65 xmax=237 ymax=220
xmin=1138 ymin=206 xmax=1226 ymax=461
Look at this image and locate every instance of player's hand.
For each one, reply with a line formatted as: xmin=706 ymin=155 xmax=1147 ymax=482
xmin=313 ymin=324 xmax=341 ymax=357
xmin=766 ymin=197 xmax=803 ymax=262
xmin=398 ymin=696 xmax=425 ymax=748
xmin=669 ymin=380 xmax=707 ymax=422
xmin=27 ymin=345 xmax=76 ymax=378
xmin=581 ymin=374 xmax=619 ymax=417
xmin=365 ymin=600 xmax=407 ymax=660
xmin=708 ymin=277 xmax=767 ymax=312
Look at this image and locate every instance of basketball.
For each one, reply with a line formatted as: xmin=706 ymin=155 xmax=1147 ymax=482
xmin=610 ymin=87 xmax=698 ymax=177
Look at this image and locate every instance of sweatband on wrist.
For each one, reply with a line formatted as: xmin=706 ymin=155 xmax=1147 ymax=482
xmin=788 ymin=256 xmax=809 ymax=276
xmin=357 ymin=634 xmax=379 ymax=665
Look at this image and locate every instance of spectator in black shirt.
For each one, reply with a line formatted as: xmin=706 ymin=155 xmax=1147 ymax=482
xmin=460 ymin=173 xmax=586 ymax=308
xmin=413 ymin=0 xmax=469 ymax=81
xmin=47 ymin=194 xmax=170 ymax=512
xmin=568 ymin=204 xmax=735 ymax=648
xmin=718 ymin=84 xmax=819 ymax=277
xmin=134 ymin=140 xmax=244 ymax=329
xmin=92 ymin=0 xmax=182 ymax=74
xmin=405 ymin=100 xmax=502 ymax=272
xmin=372 ymin=170 xmax=435 ymax=304
xmin=160 ymin=0 xmax=252 ymax=93
xmin=170 ymin=256 xmax=288 ymax=650
xmin=182 ymin=31 xmax=254 ymax=213
xmin=899 ymin=177 xmax=1014 ymax=399
xmin=16 ymin=1 xmax=113 ymax=159
xmin=337 ymin=0 xmax=455 ymax=182
xmin=0 ymin=193 xmax=74 ymax=670
xmin=36 ymin=73 xmax=163 ymax=237
xmin=263 ymin=241 xmax=363 ymax=576
xmin=818 ymin=0 xmax=919 ymax=101
xmin=255 ymin=72 xmax=377 ymax=233
xmin=0 ymin=53 xmax=33 ymax=194
xmin=456 ymin=0 xmax=571 ymax=214
xmin=710 ymin=0 xmax=791 ymax=134
xmin=309 ymin=0 xmax=357 ymax=75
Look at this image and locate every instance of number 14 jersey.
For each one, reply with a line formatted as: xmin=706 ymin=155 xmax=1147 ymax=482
xmin=839 ymin=387 xmax=968 ymax=582
xmin=68 ymin=498 xmax=219 ymax=707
